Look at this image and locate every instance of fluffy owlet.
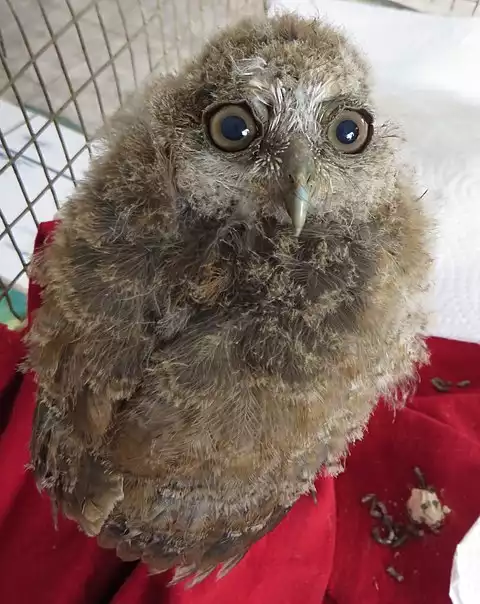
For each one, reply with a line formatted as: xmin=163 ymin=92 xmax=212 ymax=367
xmin=27 ymin=14 xmax=430 ymax=585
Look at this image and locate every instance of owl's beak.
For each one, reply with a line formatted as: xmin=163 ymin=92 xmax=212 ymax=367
xmin=284 ymin=136 xmax=312 ymax=237
xmin=285 ymin=173 xmax=309 ymax=237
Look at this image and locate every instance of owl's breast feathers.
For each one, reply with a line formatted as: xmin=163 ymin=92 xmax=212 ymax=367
xmin=150 ymin=212 xmax=378 ymax=381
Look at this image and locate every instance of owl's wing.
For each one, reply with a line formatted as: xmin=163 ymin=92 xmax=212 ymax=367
xmin=31 ymin=385 xmax=127 ymax=537
xmin=27 ymin=230 xmax=156 ymax=534
xmin=28 ymin=93 xmax=183 ymax=536
xmin=97 ymin=497 xmax=290 ymax=586
xmin=32 ymin=391 xmax=124 ymax=535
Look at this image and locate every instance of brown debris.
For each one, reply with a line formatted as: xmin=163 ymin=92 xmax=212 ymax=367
xmin=386 ymin=566 xmax=404 ymax=583
xmin=361 ymin=495 xmax=409 ymax=549
xmin=391 ymin=533 xmax=408 ymax=548
xmin=361 ymin=467 xmax=451 ymax=584
xmin=431 ymin=377 xmax=471 ymax=391
xmin=369 ymin=498 xmax=386 ymax=518
xmin=413 ymin=466 xmax=427 ymax=489
xmin=431 ymin=377 xmax=450 ymax=393
xmin=372 ymin=525 xmax=396 ymax=546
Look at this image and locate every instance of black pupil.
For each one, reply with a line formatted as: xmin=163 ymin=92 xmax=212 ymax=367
xmin=221 ymin=115 xmax=249 ymax=141
xmin=336 ymin=119 xmax=359 ymax=144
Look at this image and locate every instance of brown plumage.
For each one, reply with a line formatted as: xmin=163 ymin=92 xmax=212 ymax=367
xmin=27 ymin=15 xmax=430 ymax=585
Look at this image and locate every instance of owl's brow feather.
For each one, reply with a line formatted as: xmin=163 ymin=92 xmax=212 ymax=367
xmin=233 ymin=55 xmax=348 ymax=132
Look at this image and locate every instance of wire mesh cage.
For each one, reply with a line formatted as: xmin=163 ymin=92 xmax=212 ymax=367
xmin=0 ymin=0 xmax=478 ymax=326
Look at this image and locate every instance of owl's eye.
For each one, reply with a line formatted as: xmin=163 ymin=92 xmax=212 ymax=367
xmin=206 ymin=103 xmax=258 ymax=152
xmin=327 ymin=109 xmax=373 ymax=155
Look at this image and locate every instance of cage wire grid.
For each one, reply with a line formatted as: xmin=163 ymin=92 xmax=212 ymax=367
xmin=0 ymin=0 xmax=478 ymax=322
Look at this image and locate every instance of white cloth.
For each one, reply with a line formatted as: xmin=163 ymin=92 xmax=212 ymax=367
xmin=270 ymin=0 xmax=480 ymax=344
xmin=450 ymin=517 xmax=480 ymax=604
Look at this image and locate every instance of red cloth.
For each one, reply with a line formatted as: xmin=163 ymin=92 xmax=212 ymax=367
xmin=0 ymin=220 xmax=478 ymax=604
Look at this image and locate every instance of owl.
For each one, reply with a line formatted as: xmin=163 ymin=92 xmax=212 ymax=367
xmin=27 ymin=14 xmax=430 ymax=586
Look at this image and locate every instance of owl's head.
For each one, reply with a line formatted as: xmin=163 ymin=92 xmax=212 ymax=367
xmin=148 ymin=14 xmax=397 ymax=235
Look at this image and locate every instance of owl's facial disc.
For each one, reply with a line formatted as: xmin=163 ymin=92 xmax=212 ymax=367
xmin=200 ymin=94 xmax=374 ymax=233
xmin=204 ymin=102 xmax=314 ymax=236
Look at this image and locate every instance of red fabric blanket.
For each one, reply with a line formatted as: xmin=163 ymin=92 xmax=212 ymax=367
xmin=0 ymin=220 xmax=479 ymax=604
